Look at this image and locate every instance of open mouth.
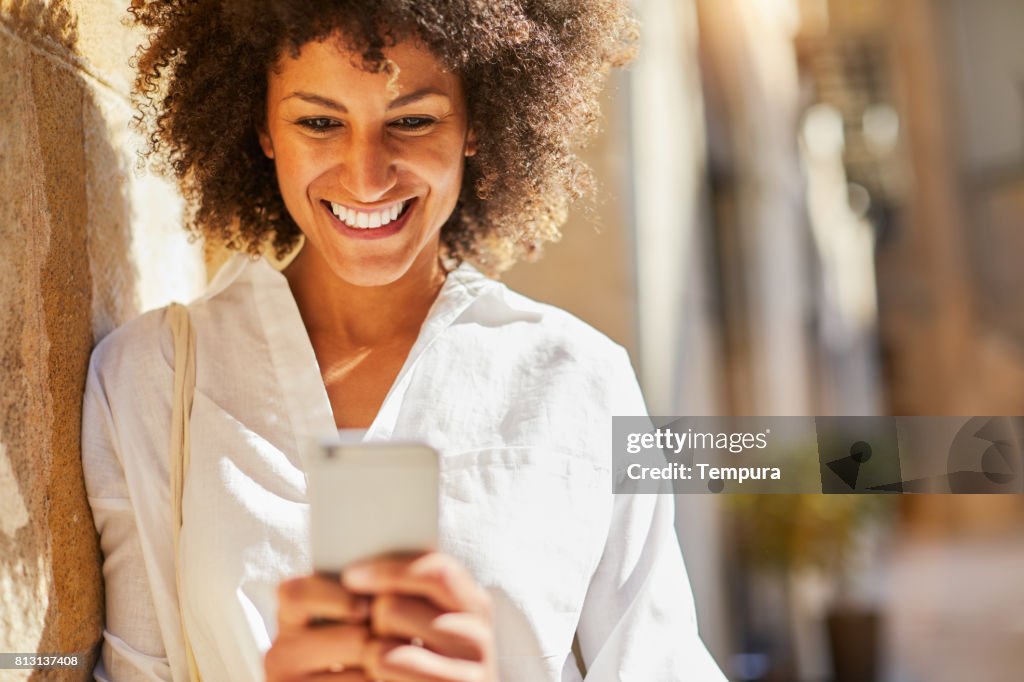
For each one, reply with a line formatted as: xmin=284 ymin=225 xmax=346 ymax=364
xmin=323 ymin=198 xmax=413 ymax=228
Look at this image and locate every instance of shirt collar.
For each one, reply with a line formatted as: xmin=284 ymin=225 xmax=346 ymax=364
xmin=199 ymin=245 xmax=543 ymax=446
xmin=202 ymin=246 xmax=544 ymax=326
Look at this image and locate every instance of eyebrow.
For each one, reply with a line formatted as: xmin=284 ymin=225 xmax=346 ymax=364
xmin=281 ymin=88 xmax=451 ymax=112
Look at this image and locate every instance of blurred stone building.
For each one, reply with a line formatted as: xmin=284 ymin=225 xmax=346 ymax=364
xmin=689 ymin=0 xmax=1024 ymax=679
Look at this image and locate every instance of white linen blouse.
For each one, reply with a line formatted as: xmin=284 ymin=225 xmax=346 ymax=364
xmin=81 ymin=250 xmax=725 ymax=681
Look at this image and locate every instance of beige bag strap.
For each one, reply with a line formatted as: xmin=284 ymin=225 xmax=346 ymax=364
xmin=168 ymin=302 xmax=203 ymax=682
xmin=572 ymin=630 xmax=587 ymax=677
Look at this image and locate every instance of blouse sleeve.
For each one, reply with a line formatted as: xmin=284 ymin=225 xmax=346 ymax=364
xmin=82 ymin=347 xmax=173 ymax=681
xmin=573 ymin=346 xmax=727 ymax=680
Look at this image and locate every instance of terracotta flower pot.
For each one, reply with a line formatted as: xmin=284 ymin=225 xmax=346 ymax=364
xmin=826 ymin=606 xmax=880 ymax=682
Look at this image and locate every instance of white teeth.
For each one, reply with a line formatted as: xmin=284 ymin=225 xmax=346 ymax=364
xmin=329 ymin=200 xmax=408 ymax=229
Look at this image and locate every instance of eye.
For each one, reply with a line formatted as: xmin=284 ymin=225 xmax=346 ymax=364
xmin=390 ymin=116 xmax=437 ymax=132
xmin=297 ymin=117 xmax=340 ymax=133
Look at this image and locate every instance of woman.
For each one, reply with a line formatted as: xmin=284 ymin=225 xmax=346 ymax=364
xmin=82 ymin=1 xmax=726 ymax=680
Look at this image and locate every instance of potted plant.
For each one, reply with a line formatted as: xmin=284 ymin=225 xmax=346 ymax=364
xmin=728 ymin=491 xmax=897 ymax=681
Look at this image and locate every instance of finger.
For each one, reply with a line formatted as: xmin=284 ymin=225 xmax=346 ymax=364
xmin=264 ymin=624 xmax=370 ymax=679
xmin=371 ymin=594 xmax=491 ymax=661
xmin=364 ymin=638 xmax=491 ymax=682
xmin=277 ymin=574 xmax=371 ymax=631
xmin=342 ymin=552 xmax=492 ymax=616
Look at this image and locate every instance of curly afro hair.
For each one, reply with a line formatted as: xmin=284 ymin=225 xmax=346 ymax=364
xmin=127 ymin=0 xmax=637 ymax=273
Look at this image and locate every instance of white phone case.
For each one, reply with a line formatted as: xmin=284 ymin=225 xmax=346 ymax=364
xmin=307 ymin=437 xmax=439 ymax=574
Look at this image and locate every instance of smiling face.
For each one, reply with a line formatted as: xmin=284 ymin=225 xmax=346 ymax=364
xmin=258 ymin=35 xmax=475 ymax=287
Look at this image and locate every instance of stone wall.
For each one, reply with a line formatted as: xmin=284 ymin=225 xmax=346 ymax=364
xmin=0 ymin=2 xmax=205 ymax=678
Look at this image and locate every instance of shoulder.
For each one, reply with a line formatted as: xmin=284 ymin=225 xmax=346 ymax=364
xmin=88 ymin=306 xmax=176 ymax=390
xmin=477 ymin=278 xmax=632 ymax=368
xmin=88 ymin=253 xmax=258 ymax=385
xmin=455 ymin=277 xmax=646 ymax=414
xmin=443 ymin=278 xmax=650 ymax=459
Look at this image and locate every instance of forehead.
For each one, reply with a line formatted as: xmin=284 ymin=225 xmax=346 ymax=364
xmin=268 ymin=34 xmax=459 ymax=98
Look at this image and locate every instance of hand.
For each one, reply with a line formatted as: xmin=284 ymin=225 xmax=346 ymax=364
xmin=264 ymin=553 xmax=498 ymax=682
xmin=342 ymin=551 xmax=500 ymax=682
xmin=264 ymin=572 xmax=374 ymax=681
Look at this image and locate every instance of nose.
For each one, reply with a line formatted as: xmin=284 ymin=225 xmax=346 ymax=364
xmin=336 ymin=130 xmax=398 ymax=203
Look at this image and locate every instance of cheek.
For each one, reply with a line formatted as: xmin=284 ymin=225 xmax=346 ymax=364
xmin=416 ymin=142 xmax=467 ymax=197
xmin=273 ymin=144 xmax=333 ymax=199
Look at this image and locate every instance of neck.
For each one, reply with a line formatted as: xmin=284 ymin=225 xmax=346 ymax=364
xmin=282 ymin=242 xmax=447 ymax=349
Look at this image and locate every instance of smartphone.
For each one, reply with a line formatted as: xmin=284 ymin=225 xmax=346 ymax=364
xmin=306 ymin=435 xmax=439 ymax=575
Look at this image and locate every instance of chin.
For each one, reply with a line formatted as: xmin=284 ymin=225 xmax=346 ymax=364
xmin=324 ymin=252 xmax=416 ymax=289
xmin=299 ymin=212 xmax=441 ymax=289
